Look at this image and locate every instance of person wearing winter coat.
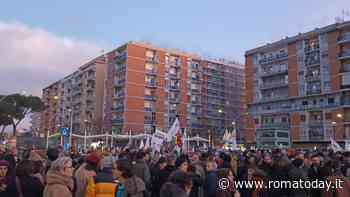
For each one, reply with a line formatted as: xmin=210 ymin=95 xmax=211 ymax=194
xmin=160 ymin=171 xmax=192 ymax=197
xmin=308 ymin=155 xmax=325 ymax=197
xmin=85 ymin=156 xmax=119 ymax=197
xmin=16 ymin=160 xmax=44 ymax=197
xmin=288 ymin=159 xmax=308 ymax=197
xmin=205 ymin=160 xmax=218 ymax=197
xmin=0 ymin=159 xmax=16 ymax=197
xmin=74 ymin=152 xmax=101 ymax=197
xmin=132 ymin=151 xmax=151 ymax=189
xmin=151 ymin=157 xmax=168 ymax=197
xmin=115 ymin=159 xmax=146 ymax=197
xmin=215 ymin=168 xmax=240 ymax=197
xmin=188 ymin=165 xmax=203 ymax=197
xmin=43 ymin=157 xmax=74 ymax=197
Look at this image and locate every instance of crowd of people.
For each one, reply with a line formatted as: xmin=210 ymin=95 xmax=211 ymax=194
xmin=1 ymin=145 xmax=350 ymax=197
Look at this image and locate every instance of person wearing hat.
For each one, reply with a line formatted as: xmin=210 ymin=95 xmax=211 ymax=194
xmin=74 ymin=152 xmax=101 ymax=197
xmin=0 ymin=159 xmax=16 ymax=196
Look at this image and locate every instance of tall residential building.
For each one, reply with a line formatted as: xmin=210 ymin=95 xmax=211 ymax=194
xmin=41 ymin=56 xmax=106 ymax=135
xmin=41 ymin=41 xmax=245 ymax=141
xmin=103 ymin=42 xmax=245 ymax=141
xmin=245 ymin=21 xmax=350 ymax=148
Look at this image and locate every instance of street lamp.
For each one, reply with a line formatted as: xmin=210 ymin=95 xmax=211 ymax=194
xmin=337 ymin=113 xmax=343 ymax=118
xmin=68 ymin=109 xmax=73 ymax=150
xmin=84 ymin=119 xmax=89 ymax=152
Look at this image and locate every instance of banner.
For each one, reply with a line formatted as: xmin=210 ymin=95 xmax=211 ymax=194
xmin=151 ymin=133 xmax=164 ymax=152
xmin=330 ymin=137 xmax=343 ymax=152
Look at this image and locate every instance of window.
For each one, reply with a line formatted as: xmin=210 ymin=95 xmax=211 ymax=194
xmin=277 ymin=132 xmax=289 ymax=138
xmin=302 ymin=101 xmax=308 ymax=105
xmin=342 ymin=73 xmax=350 ymax=86
xmin=301 ymin=115 xmax=306 ymax=122
xmin=313 ymin=100 xmax=317 ymax=105
xmin=281 ymin=117 xmax=287 ymax=123
xmin=328 ymin=98 xmax=335 ymax=104
xmin=325 ymin=113 xmax=332 ymax=120
xmin=144 ymin=101 xmax=152 ymax=108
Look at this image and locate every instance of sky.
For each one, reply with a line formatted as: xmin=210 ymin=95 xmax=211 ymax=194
xmin=0 ymin=0 xmax=349 ymax=130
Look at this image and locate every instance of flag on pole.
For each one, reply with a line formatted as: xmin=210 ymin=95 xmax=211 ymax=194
xmin=139 ymin=140 xmax=144 ymax=149
xmin=330 ymin=137 xmax=343 ymax=152
xmin=167 ymin=118 xmax=180 ymax=142
xmin=182 ymin=129 xmax=188 ymax=153
xmin=144 ymin=136 xmax=150 ymax=149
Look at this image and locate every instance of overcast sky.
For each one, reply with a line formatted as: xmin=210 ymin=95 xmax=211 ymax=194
xmin=0 ymin=0 xmax=349 ymax=130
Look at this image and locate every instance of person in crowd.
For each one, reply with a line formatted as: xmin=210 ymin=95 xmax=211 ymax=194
xmin=258 ymin=153 xmax=273 ymax=178
xmin=43 ymin=157 xmax=74 ymax=197
xmin=74 ymin=152 xmax=101 ymax=197
xmin=160 ymin=170 xmax=192 ymax=197
xmin=16 ymin=159 xmax=44 ymax=197
xmin=216 ymin=168 xmax=240 ymax=197
xmin=0 ymin=159 xmax=16 ymax=197
xmin=205 ymin=160 xmax=217 ymax=197
xmin=341 ymin=152 xmax=350 ymax=178
xmin=115 ymin=159 xmax=146 ymax=197
xmin=187 ymin=164 xmax=203 ymax=197
xmin=320 ymin=160 xmax=350 ymax=197
xmin=85 ymin=156 xmax=118 ymax=197
xmin=132 ymin=150 xmax=151 ymax=193
xmin=46 ymin=147 xmax=60 ymax=173
xmin=308 ymin=154 xmax=325 ymax=197
xmin=151 ymin=157 xmax=168 ymax=197
xmin=288 ymin=158 xmax=308 ymax=197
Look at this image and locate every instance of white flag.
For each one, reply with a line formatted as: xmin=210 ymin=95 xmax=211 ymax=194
xmin=223 ymin=129 xmax=228 ymax=142
xmin=330 ymin=137 xmax=343 ymax=152
xmin=144 ymin=136 xmax=150 ymax=149
xmin=182 ymin=129 xmax=188 ymax=153
xmin=139 ymin=140 xmax=144 ymax=149
xmin=167 ymin=118 xmax=180 ymax=142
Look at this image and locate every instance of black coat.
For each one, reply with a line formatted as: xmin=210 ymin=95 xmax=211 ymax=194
xmin=188 ymin=171 xmax=203 ymax=197
xmin=308 ymin=166 xmax=324 ymax=197
xmin=0 ymin=176 xmax=17 ymax=197
xmin=19 ymin=175 xmax=44 ymax=197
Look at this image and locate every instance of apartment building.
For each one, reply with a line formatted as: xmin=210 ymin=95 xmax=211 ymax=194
xmin=41 ymin=56 xmax=106 ymax=135
xmin=41 ymin=41 xmax=245 ymax=142
xmin=245 ymin=21 xmax=350 ymax=148
xmin=103 ymin=42 xmax=245 ymax=141
xmin=30 ymin=112 xmax=41 ymax=133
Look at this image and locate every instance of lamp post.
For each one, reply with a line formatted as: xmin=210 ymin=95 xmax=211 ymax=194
xmin=68 ymin=109 xmax=73 ymax=150
xmin=84 ymin=119 xmax=89 ymax=152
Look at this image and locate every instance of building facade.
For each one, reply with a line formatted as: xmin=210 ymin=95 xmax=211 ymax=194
xmin=245 ymin=21 xmax=350 ymax=148
xmin=40 ymin=56 xmax=106 ymax=135
xmin=30 ymin=112 xmax=41 ymax=133
xmin=41 ymin=41 xmax=245 ymax=142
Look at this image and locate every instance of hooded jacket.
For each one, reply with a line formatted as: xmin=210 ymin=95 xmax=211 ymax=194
xmin=43 ymin=171 xmax=74 ymax=197
xmin=160 ymin=182 xmax=187 ymax=197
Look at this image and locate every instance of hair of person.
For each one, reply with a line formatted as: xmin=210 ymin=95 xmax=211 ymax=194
xmin=50 ymin=157 xmax=72 ymax=172
xmin=169 ymin=171 xmax=192 ymax=191
xmin=47 ymin=148 xmax=60 ymax=161
xmin=32 ymin=160 xmax=44 ymax=174
xmin=16 ymin=160 xmax=34 ymax=177
xmin=117 ymin=159 xmax=133 ymax=178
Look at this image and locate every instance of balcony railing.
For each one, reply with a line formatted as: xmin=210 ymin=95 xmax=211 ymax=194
xmin=304 ymin=45 xmax=320 ymax=54
xmin=116 ymin=52 xmax=127 ymax=63
xmin=116 ymin=64 xmax=126 ymax=71
xmin=338 ymin=33 xmax=350 ymax=44
xmin=306 ymin=89 xmax=322 ymax=95
xmin=169 ymin=97 xmax=180 ymax=103
xmin=145 ymin=69 xmax=157 ymax=75
xmin=305 ymin=75 xmax=321 ymax=82
xmin=342 ymin=97 xmax=350 ymax=105
xmin=144 ymin=95 xmax=157 ymax=101
xmin=144 ymin=107 xmax=155 ymax=112
xmin=112 ymin=105 xmax=124 ymax=112
xmin=144 ymin=119 xmax=155 ymax=124
xmin=259 ymin=82 xmax=288 ymax=90
xmin=338 ymin=50 xmax=350 ymax=60
xmin=115 ymin=91 xmax=125 ymax=97
xmin=146 ymin=81 xmax=157 ymax=88
xmin=341 ymin=64 xmax=350 ymax=73
xmin=112 ymin=118 xmax=124 ymax=124
xmin=259 ymin=123 xmax=290 ymax=129
xmin=115 ymin=79 xmax=126 ymax=87
xmin=146 ymin=56 xmax=160 ymax=64
xmin=169 ymin=73 xmax=180 ymax=79
xmin=261 ymin=69 xmax=288 ymax=77
xmin=259 ymin=53 xmax=288 ymax=65
xmin=169 ymin=85 xmax=180 ymax=91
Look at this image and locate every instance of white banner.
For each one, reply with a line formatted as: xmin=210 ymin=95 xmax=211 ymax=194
xmin=167 ymin=118 xmax=180 ymax=142
xmin=151 ymin=134 xmax=164 ymax=152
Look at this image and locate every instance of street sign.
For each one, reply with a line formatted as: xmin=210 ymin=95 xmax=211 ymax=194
xmin=59 ymin=127 xmax=70 ymax=137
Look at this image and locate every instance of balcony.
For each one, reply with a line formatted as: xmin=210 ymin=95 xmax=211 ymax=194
xmin=115 ymin=79 xmax=126 ymax=87
xmin=116 ymin=64 xmax=126 ymax=71
xmin=259 ymin=82 xmax=288 ymax=90
xmin=112 ymin=118 xmax=124 ymax=124
xmin=305 ymin=59 xmax=320 ymax=67
xmin=144 ymin=107 xmax=155 ymax=112
xmin=169 ymin=97 xmax=180 ymax=103
xmin=112 ymin=105 xmax=124 ymax=112
xmin=169 ymin=73 xmax=180 ymax=79
xmin=338 ymin=33 xmax=350 ymax=44
xmin=169 ymin=59 xmax=181 ymax=67
xmin=260 ymin=69 xmax=288 ymax=78
xmin=258 ymin=53 xmax=288 ymax=65
xmin=116 ymin=52 xmax=127 ymax=64
xmin=305 ymin=75 xmax=321 ymax=82
xmin=308 ymin=120 xmax=324 ymax=126
xmin=259 ymin=122 xmax=290 ymax=129
xmin=145 ymin=81 xmax=157 ymax=88
xmin=304 ymin=45 xmax=320 ymax=54
xmin=342 ymin=97 xmax=350 ymax=105
xmin=144 ymin=119 xmax=155 ymax=124
xmin=146 ymin=56 xmax=159 ymax=64
xmin=145 ymin=69 xmax=157 ymax=75
xmin=169 ymin=85 xmax=180 ymax=91
xmin=115 ymin=91 xmax=125 ymax=97
xmin=341 ymin=64 xmax=350 ymax=73
xmin=306 ymin=88 xmax=321 ymax=95
xmin=338 ymin=50 xmax=350 ymax=60
xmin=144 ymin=95 xmax=157 ymax=101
